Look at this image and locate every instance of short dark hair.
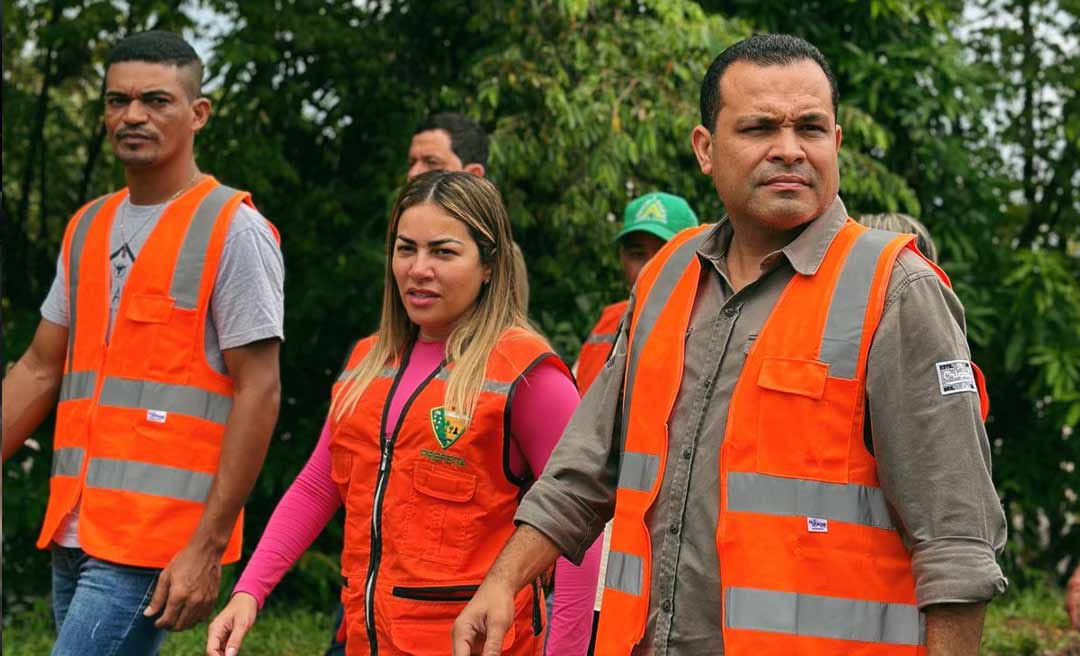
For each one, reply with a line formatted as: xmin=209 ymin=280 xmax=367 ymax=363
xmin=414 ymin=113 xmax=489 ymax=167
xmin=699 ymin=34 xmax=839 ymax=132
xmin=106 ymin=30 xmax=204 ymax=98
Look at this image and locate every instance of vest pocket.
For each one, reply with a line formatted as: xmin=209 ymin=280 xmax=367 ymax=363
xmin=126 ymin=293 xmax=174 ymax=323
xmin=406 ymin=460 xmax=478 ymax=566
xmin=329 ymin=445 xmax=353 ymax=490
xmin=755 ymin=357 xmax=850 ymax=483
xmin=391 ymin=584 xmax=479 ymax=601
xmin=382 ymin=581 xmax=529 ymax=654
xmin=122 ymin=294 xmax=195 ymax=378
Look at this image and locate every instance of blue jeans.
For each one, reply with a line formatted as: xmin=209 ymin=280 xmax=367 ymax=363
xmin=51 ymin=546 xmax=167 ymax=656
xmin=325 ymin=602 xmax=346 ymax=656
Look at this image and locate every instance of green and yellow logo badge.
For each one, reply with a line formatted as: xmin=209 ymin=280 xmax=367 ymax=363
xmin=636 ymin=197 xmax=668 ymax=223
xmin=430 ymin=407 xmax=468 ymax=449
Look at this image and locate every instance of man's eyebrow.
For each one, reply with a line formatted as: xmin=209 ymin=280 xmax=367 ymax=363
xmin=795 ymin=112 xmax=830 ymax=123
xmin=104 ymin=89 xmax=174 ymax=99
xmin=735 ymin=114 xmax=782 ymax=125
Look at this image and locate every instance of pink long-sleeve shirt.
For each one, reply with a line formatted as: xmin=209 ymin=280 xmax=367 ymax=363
xmin=234 ymin=338 xmax=601 ymax=655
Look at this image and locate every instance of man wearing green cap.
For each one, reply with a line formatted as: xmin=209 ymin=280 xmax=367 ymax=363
xmin=575 ymin=192 xmax=700 ymax=393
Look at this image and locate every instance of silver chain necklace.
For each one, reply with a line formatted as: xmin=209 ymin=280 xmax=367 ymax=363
xmin=118 ymin=171 xmax=202 ymax=247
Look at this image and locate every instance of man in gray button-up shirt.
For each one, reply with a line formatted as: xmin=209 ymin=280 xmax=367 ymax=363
xmin=453 ymin=34 xmax=1006 ymax=656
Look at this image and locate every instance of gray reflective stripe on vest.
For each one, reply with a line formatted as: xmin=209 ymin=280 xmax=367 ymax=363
xmin=337 ymin=366 xmax=398 ymax=383
xmin=819 ymin=229 xmax=896 ymax=379
xmin=585 ymin=332 xmax=617 ymax=345
xmin=433 ymin=369 xmax=513 ymax=395
xmin=725 ymin=587 xmax=925 ymax=645
xmin=171 ymin=185 xmax=241 ymax=310
xmin=604 ymin=549 xmax=644 ymax=596
xmin=59 ymin=371 xmax=98 ymax=402
xmin=66 ymin=196 xmax=109 ymax=371
xmin=98 ymin=377 xmax=232 ymax=425
xmin=622 ymin=232 xmax=711 ymax=450
xmin=52 ymin=447 xmax=85 ymax=477
xmin=617 ymin=450 xmax=660 ymax=492
xmin=727 ymin=471 xmax=895 ymax=530
xmin=85 ymin=457 xmax=213 ymax=504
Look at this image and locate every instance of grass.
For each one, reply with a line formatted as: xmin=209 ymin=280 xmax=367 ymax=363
xmin=4 ymin=583 xmax=1078 ymax=654
xmin=2 ymin=598 xmax=333 ymax=655
xmin=983 ymin=583 xmax=1080 ymax=656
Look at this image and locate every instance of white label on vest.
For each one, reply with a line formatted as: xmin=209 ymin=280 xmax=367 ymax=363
xmin=936 ymin=360 xmax=977 ymax=396
xmin=807 ymin=517 xmax=829 ymax=533
xmin=146 ymin=409 xmax=168 ymax=423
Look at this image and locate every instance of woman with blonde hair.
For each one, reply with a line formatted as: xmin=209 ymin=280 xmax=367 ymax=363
xmin=207 ymin=171 xmax=599 ymax=655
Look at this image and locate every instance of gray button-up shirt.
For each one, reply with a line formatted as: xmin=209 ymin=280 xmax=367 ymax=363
xmin=515 ymin=197 xmax=1007 ymax=655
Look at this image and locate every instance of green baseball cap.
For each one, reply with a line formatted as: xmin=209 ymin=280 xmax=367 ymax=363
xmin=615 ymin=192 xmax=699 ymax=243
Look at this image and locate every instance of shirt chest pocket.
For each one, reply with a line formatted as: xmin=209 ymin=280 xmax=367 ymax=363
xmin=405 ymin=460 xmax=478 ymax=567
xmin=754 ymin=356 xmax=856 ymax=484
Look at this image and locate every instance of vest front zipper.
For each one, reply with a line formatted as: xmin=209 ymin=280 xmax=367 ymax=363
xmin=362 ymin=349 xmax=447 ymax=655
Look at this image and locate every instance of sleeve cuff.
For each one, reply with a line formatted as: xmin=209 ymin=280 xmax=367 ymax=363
xmin=514 ymin=478 xmax=606 ymax=565
xmin=910 ymin=536 xmax=1008 ymax=608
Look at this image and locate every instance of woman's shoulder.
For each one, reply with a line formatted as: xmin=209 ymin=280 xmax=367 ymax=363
xmin=490 ymin=327 xmax=569 ymax=376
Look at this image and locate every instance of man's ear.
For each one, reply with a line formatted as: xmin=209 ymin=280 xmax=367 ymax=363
xmin=192 ymin=97 xmax=212 ymax=133
xmin=464 ymin=162 xmax=486 ymax=178
xmin=834 ymin=123 xmax=843 ymax=152
xmin=690 ymin=125 xmax=714 ymax=176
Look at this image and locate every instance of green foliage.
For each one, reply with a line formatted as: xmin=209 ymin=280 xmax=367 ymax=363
xmin=3 ymin=0 xmax=1078 ymax=621
xmin=982 ymin=577 xmax=1080 ymax=654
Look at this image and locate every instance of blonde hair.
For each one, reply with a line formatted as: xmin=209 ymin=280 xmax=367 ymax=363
xmin=858 ymin=212 xmax=939 ymax=264
xmin=333 ymin=171 xmax=539 ymax=424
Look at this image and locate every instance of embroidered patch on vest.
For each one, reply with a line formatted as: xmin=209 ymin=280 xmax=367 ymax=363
xmin=936 ymin=360 xmax=977 ymax=396
xmin=807 ymin=517 xmax=829 ymax=533
xmin=146 ymin=409 xmax=168 ymax=423
xmin=430 ymin=407 xmax=467 ymax=449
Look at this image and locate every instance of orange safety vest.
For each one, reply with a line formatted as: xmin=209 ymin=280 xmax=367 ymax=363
xmin=595 ymin=220 xmax=989 ymax=655
xmin=576 ymin=300 xmax=628 ymax=394
xmin=329 ymin=327 xmax=568 ymax=656
xmin=38 ymin=176 xmax=277 ymax=568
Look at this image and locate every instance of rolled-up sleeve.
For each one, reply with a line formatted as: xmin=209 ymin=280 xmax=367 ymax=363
xmin=514 ymin=302 xmax=631 ymax=564
xmin=867 ymin=251 xmax=1008 ymax=608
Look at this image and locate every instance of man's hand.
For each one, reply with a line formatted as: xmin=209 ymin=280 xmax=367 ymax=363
xmin=144 ymin=542 xmax=223 ymax=631
xmin=206 ymin=592 xmax=259 ymax=655
xmin=1067 ymin=564 xmax=1080 ymax=630
xmin=451 ymin=578 xmax=516 ymax=656
xmin=451 ymin=525 xmax=563 ymax=655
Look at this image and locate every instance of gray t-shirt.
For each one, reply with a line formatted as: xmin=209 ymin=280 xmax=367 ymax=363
xmin=41 ymin=197 xmax=285 ymax=375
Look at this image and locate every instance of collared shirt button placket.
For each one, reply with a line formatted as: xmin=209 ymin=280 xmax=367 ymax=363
xmin=652 ymin=307 xmax=733 ymax=654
